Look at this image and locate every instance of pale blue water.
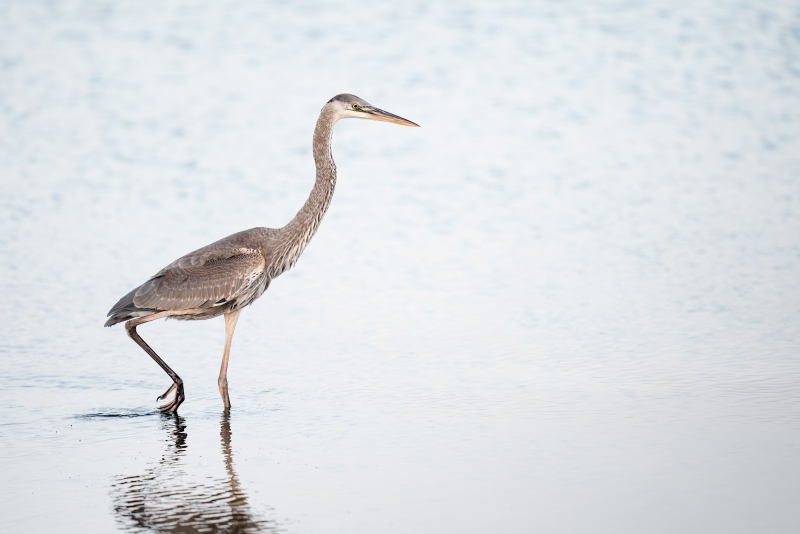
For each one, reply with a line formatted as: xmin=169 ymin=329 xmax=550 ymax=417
xmin=1 ymin=1 xmax=800 ymax=532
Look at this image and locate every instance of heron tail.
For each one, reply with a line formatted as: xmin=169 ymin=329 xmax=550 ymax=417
xmin=105 ymin=285 xmax=157 ymax=327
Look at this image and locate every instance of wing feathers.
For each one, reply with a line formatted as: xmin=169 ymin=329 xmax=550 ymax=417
xmin=131 ymin=248 xmax=265 ymax=312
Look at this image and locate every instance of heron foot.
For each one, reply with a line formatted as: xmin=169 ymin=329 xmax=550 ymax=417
xmin=157 ymin=381 xmax=185 ymax=412
xmin=157 ymin=383 xmax=176 ymax=402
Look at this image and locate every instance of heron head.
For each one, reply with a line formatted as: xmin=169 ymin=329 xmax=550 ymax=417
xmin=326 ymin=94 xmax=419 ymax=127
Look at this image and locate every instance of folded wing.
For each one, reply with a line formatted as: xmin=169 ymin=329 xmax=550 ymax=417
xmin=134 ymin=248 xmax=266 ymax=311
xmin=106 ymin=246 xmax=266 ymax=325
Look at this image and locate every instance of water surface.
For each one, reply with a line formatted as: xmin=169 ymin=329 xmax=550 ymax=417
xmin=1 ymin=1 xmax=799 ymax=532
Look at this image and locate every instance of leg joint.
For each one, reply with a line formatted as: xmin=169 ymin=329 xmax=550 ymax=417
xmin=124 ymin=321 xmax=137 ymax=337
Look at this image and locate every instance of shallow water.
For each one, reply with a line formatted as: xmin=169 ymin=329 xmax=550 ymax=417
xmin=2 ymin=1 xmax=800 ymax=532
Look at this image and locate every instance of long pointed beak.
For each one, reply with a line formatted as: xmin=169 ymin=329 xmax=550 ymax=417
xmin=367 ymin=106 xmax=420 ymax=127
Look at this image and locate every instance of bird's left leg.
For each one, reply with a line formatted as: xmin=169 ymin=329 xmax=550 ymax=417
xmin=124 ymin=311 xmax=186 ymax=413
xmin=218 ymin=309 xmax=241 ymax=409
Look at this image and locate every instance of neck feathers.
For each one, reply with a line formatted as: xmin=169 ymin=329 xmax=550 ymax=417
xmin=271 ymin=107 xmax=338 ymax=277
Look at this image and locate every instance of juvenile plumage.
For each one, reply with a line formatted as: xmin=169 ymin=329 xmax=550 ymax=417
xmin=106 ymin=94 xmax=418 ymax=412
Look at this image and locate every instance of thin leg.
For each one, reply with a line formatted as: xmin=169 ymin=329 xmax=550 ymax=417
xmin=218 ymin=309 xmax=241 ymax=409
xmin=125 ymin=312 xmax=186 ymax=413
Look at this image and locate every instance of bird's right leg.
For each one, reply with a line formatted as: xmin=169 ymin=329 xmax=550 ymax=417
xmin=218 ymin=309 xmax=241 ymax=410
xmin=124 ymin=312 xmax=186 ymax=413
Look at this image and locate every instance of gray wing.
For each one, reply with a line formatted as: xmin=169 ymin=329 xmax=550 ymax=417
xmin=132 ymin=246 xmax=266 ymax=311
xmin=106 ymin=239 xmax=267 ymax=327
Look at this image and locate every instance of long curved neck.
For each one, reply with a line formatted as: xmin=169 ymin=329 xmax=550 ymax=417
xmin=272 ymin=107 xmax=338 ymax=275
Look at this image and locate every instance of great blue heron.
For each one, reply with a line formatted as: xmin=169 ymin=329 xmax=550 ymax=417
xmin=105 ymin=94 xmax=418 ymax=412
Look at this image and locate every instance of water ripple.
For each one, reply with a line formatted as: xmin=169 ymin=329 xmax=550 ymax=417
xmin=110 ymin=413 xmax=278 ymax=533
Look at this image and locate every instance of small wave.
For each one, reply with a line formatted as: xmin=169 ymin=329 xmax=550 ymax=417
xmin=75 ymin=410 xmax=159 ymax=420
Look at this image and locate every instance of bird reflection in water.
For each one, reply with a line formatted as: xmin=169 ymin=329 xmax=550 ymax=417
xmin=111 ymin=411 xmax=276 ymax=532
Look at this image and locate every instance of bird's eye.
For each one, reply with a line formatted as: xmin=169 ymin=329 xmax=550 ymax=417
xmin=352 ymin=103 xmax=360 ymax=110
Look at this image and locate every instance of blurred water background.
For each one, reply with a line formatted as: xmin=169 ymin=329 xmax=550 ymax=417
xmin=1 ymin=0 xmax=799 ymax=532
